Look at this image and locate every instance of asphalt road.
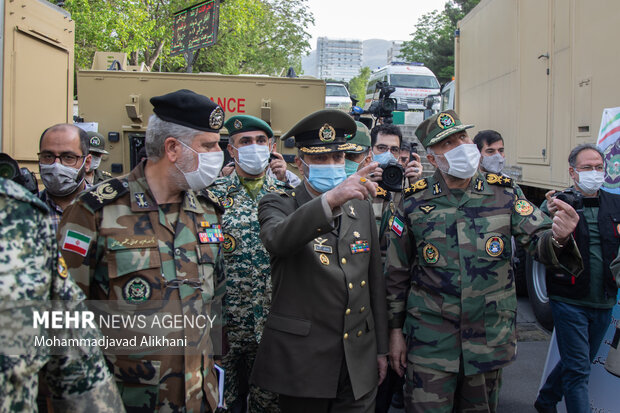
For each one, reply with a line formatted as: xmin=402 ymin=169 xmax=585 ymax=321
xmin=389 ymin=297 xmax=551 ymax=413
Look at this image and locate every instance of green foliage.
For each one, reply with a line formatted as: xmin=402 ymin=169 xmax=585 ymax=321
xmin=399 ymin=0 xmax=480 ymax=84
xmin=59 ymin=0 xmax=313 ymax=75
xmin=348 ymin=67 xmax=371 ymax=106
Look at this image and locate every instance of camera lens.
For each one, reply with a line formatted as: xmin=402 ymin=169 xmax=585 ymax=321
xmin=381 ymin=163 xmax=404 ymax=192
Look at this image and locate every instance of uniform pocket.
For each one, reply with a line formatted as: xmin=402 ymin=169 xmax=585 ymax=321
xmin=113 ymin=358 xmax=161 ymax=411
xmin=265 ymin=313 xmax=311 ymax=336
xmin=484 ymin=289 xmax=517 ymax=347
xmin=413 ymin=220 xmax=448 ymax=267
xmin=106 ymin=243 xmax=163 ymax=302
xmin=474 ymin=216 xmax=511 ymax=262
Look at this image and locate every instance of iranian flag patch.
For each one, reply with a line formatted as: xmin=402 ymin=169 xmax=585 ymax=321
xmin=62 ymin=230 xmax=91 ymax=257
xmin=391 ymin=216 xmax=404 ymax=237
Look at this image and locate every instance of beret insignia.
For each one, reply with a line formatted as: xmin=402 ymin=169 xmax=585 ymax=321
xmin=437 ymin=113 xmax=455 ymax=129
xmin=209 ymin=107 xmax=225 ymax=130
xmin=234 ymin=119 xmax=242 ymax=130
xmin=319 ymin=124 xmax=336 ymax=142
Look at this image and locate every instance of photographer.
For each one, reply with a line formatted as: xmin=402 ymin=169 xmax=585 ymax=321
xmin=535 ymin=144 xmax=620 ymax=413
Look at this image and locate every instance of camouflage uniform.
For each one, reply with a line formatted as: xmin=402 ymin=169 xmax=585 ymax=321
xmin=209 ymin=171 xmax=286 ymax=412
xmin=0 ymin=177 xmax=124 ymax=413
xmin=385 ymin=170 xmax=583 ymax=412
xmin=58 ymin=163 xmax=226 ymax=412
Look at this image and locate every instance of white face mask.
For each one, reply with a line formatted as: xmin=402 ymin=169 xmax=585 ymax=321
xmin=436 ymin=143 xmax=481 ymax=179
xmin=233 ymin=144 xmax=270 ymax=175
xmin=176 ymin=141 xmax=224 ymax=190
xmin=90 ymin=155 xmax=102 ymax=170
xmin=480 ymin=153 xmax=505 ymax=174
xmin=576 ymin=170 xmax=605 ymax=194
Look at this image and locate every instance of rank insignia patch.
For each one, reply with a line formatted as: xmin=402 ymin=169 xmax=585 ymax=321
xmin=433 ymin=183 xmax=442 ymax=195
xmin=485 ymin=236 xmax=504 ymax=257
xmin=514 ymin=199 xmax=534 ymax=216
xmin=353 ymin=231 xmax=361 ymax=238
xmin=422 ymin=243 xmax=439 ymax=264
xmin=391 ymin=216 xmax=404 ymax=237
xmin=319 ymin=253 xmax=330 ymax=265
xmin=123 ymin=277 xmax=151 ymax=303
xmin=223 ymin=233 xmax=236 ymax=253
xmin=135 ymin=193 xmax=149 ymax=208
xmin=419 ymin=205 xmax=436 ymax=214
xmin=350 ymin=240 xmax=370 ymax=254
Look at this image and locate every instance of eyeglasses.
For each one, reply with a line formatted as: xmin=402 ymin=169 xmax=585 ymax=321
xmin=575 ymin=165 xmax=605 ymax=172
xmin=38 ymin=152 xmax=85 ymax=166
xmin=374 ymin=144 xmax=400 ymax=155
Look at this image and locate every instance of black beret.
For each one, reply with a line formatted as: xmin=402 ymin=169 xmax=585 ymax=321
xmin=150 ymin=89 xmax=225 ymax=132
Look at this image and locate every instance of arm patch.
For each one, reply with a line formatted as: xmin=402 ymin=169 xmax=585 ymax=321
xmin=80 ymin=178 xmax=128 ymax=212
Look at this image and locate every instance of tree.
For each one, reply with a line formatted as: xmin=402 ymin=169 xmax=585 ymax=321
xmin=399 ymin=0 xmax=480 ymax=84
xmin=60 ymin=0 xmax=313 ymax=75
xmin=348 ymin=67 xmax=371 ymax=107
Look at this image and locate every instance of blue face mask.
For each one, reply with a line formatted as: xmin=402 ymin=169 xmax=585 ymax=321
xmin=302 ymin=161 xmax=347 ymax=193
xmin=345 ymin=159 xmax=360 ymax=177
xmin=373 ymin=151 xmax=396 ymax=165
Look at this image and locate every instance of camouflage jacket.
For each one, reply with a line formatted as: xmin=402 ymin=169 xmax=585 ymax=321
xmin=0 ymin=177 xmax=124 ymax=413
xmin=209 ymin=172 xmax=289 ymax=342
xmin=58 ymin=163 xmax=225 ymax=412
xmin=385 ymin=171 xmax=583 ymax=375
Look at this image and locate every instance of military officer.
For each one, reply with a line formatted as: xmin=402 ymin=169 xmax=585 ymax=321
xmin=85 ymin=131 xmax=113 ymax=185
xmin=252 ymin=109 xmax=389 ymax=413
xmin=58 ymin=89 xmax=227 ymax=412
xmin=0 ymin=176 xmax=124 ymax=412
xmin=386 ymin=110 xmax=583 ymax=412
xmin=209 ymin=115 xmax=286 ymax=412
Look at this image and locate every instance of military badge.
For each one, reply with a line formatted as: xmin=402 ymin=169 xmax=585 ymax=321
xmin=89 ymin=135 xmax=101 ymax=147
xmin=485 ymin=236 xmax=504 ymax=257
xmin=199 ymin=225 xmax=224 ymax=243
xmin=319 ymin=253 xmax=330 ymax=265
xmin=350 ymin=240 xmax=370 ymax=254
xmin=234 ymin=119 xmax=243 ymax=130
xmin=186 ymin=192 xmax=197 ymax=209
xmin=209 ymin=106 xmax=224 ymax=129
xmin=92 ymin=182 xmax=118 ymax=204
xmin=422 ymin=243 xmax=439 ymax=264
xmin=223 ymin=233 xmax=236 ymax=253
xmin=437 ymin=113 xmax=455 ymax=129
xmin=57 ymin=253 xmax=68 ymax=279
xmin=419 ymin=205 xmax=436 ymax=214
xmin=433 ymin=183 xmax=442 ymax=195
xmin=123 ymin=277 xmax=151 ymax=303
xmin=314 ymin=237 xmax=333 ymax=254
xmin=353 ymin=231 xmax=361 ymax=238
xmin=389 ymin=201 xmax=395 ymax=214
xmin=376 ymin=186 xmax=388 ymax=198
xmin=475 ymin=178 xmax=484 ymax=192
xmin=200 ymin=221 xmax=211 ymax=228
xmin=319 ymin=123 xmax=336 ymax=142
xmin=391 ymin=216 xmax=404 ymax=237
xmin=135 ymin=193 xmax=149 ymax=208
xmin=514 ymin=199 xmax=534 ymax=216
xmin=486 ymin=173 xmax=512 ymax=187
xmin=221 ymin=196 xmax=234 ymax=208
xmin=348 ymin=205 xmax=356 ymax=216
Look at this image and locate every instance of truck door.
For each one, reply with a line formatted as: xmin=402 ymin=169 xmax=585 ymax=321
xmin=517 ymin=0 xmax=551 ymax=165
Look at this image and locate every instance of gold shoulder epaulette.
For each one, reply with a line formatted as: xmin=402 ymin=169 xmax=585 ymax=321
xmin=375 ymin=186 xmax=388 ymax=198
xmin=403 ymin=178 xmax=428 ymax=197
xmin=486 ymin=173 xmax=513 ymax=187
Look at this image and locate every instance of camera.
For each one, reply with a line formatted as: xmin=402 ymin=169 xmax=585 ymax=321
xmin=0 ymin=153 xmax=38 ymax=194
xmin=367 ymin=81 xmax=397 ymax=124
xmin=379 ymin=159 xmax=405 ymax=192
xmin=552 ymin=188 xmax=584 ymax=211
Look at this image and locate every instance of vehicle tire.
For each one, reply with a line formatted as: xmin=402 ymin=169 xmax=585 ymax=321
xmin=525 ymin=254 xmax=554 ymax=331
xmin=512 ymin=240 xmax=528 ymax=296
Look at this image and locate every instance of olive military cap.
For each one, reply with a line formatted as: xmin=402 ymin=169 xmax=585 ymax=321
xmin=415 ymin=110 xmax=474 ymax=149
xmin=345 ymin=121 xmax=371 ymax=154
xmin=150 ymin=89 xmax=224 ymax=132
xmin=282 ymin=109 xmax=357 ymax=154
xmin=86 ymin=131 xmax=109 ymax=155
xmin=224 ymin=115 xmax=274 ymax=139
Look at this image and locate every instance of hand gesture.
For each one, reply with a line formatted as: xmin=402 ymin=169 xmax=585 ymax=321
xmin=324 ymin=162 xmax=379 ymax=209
xmin=389 ymin=329 xmax=407 ymax=377
xmin=551 ymin=198 xmax=580 ymax=244
xmin=269 ymin=151 xmax=288 ymax=181
xmin=544 ymin=190 xmax=558 ymax=217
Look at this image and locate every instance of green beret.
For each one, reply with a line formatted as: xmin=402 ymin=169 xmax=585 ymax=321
xmin=86 ymin=131 xmax=109 ymax=155
xmin=345 ymin=121 xmax=371 ymax=154
xmin=282 ymin=109 xmax=357 ymax=154
xmin=415 ymin=110 xmax=474 ymax=149
xmin=150 ymin=89 xmax=224 ymax=132
xmin=224 ymin=115 xmax=273 ymax=139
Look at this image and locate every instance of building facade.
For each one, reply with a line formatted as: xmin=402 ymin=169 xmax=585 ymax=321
xmin=316 ymin=37 xmax=363 ymax=82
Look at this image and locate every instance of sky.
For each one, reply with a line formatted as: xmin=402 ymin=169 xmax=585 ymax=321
xmin=305 ymin=0 xmax=448 ymax=48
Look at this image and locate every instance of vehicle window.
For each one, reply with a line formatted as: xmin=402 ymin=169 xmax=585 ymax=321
xmin=390 ymin=74 xmax=440 ymax=89
xmin=326 ymin=85 xmax=349 ymax=97
xmin=442 ymin=88 xmax=452 ymax=111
